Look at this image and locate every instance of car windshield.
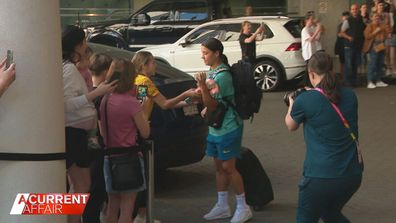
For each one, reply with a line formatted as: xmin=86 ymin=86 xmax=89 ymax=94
xmin=136 ymin=1 xmax=209 ymax=23
xmin=88 ymin=43 xmax=193 ymax=81
xmin=186 ymin=25 xmax=223 ymax=44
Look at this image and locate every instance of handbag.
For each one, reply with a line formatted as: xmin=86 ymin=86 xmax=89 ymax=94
xmin=103 ymin=95 xmax=144 ymax=191
xmin=374 ymin=42 xmax=385 ymax=53
xmin=314 ymin=88 xmax=363 ymax=164
xmin=205 ymin=101 xmax=227 ymax=129
xmin=108 ymin=151 xmax=143 ymax=191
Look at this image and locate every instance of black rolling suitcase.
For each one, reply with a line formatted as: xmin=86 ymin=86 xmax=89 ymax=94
xmin=236 ymin=147 xmax=274 ymax=211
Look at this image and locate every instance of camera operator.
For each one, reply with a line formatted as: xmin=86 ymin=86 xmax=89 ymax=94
xmin=284 ymin=51 xmax=363 ymax=223
xmin=0 ymin=58 xmax=16 ymax=97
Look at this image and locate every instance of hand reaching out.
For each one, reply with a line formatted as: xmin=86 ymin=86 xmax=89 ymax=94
xmin=0 ymin=58 xmax=16 ymax=96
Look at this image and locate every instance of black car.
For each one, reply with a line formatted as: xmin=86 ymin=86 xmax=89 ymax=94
xmin=85 ymin=0 xmax=288 ymax=51
xmin=89 ymin=43 xmax=208 ymax=170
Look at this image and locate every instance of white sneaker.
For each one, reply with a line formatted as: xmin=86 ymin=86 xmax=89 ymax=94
xmin=133 ymin=215 xmax=161 ymax=223
xmin=230 ymin=207 xmax=253 ymax=223
xmin=367 ymin=82 xmax=376 ymax=89
xmin=203 ymin=203 xmax=232 ymax=220
xmin=376 ymin=81 xmax=389 ymax=87
xmin=385 ymin=69 xmax=393 ymax=77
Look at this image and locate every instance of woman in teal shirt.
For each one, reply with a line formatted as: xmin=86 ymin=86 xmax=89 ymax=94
xmin=285 ymin=51 xmax=363 ymax=223
xmin=196 ymin=38 xmax=252 ymax=223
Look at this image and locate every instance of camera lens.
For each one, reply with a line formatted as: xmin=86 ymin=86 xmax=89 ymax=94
xmin=283 ymin=88 xmax=306 ymax=106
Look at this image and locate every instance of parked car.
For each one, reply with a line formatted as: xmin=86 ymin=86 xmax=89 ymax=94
xmin=89 ymin=43 xmax=208 ymax=170
xmin=85 ymin=0 xmax=288 ymax=52
xmin=142 ymin=16 xmax=306 ymax=91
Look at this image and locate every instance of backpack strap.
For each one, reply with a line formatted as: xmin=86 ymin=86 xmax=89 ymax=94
xmin=210 ymin=66 xmax=230 ymax=79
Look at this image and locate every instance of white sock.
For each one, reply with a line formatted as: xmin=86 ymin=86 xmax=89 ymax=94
xmin=217 ymin=191 xmax=229 ymax=207
xmin=235 ymin=193 xmax=248 ymax=209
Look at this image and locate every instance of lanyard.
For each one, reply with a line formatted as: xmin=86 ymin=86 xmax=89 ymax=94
xmin=314 ymin=88 xmax=358 ymax=143
xmin=314 ymin=88 xmax=363 ymax=164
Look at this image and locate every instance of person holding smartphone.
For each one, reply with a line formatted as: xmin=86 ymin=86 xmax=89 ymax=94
xmin=239 ymin=21 xmax=264 ymax=64
xmin=131 ymin=51 xmax=197 ymax=118
xmin=131 ymin=51 xmax=197 ymax=223
xmin=0 ymin=57 xmax=16 ymax=97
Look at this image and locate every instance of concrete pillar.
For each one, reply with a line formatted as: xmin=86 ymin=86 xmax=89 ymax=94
xmin=0 ymin=0 xmax=66 ymax=222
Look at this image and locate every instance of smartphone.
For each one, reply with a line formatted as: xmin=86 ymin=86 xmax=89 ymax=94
xmin=6 ymin=50 xmax=13 ymax=69
xmin=137 ymin=85 xmax=148 ymax=101
xmin=107 ymin=71 xmax=121 ymax=84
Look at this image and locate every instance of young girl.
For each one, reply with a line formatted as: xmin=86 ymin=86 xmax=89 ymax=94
xmin=100 ymin=59 xmax=150 ymax=223
xmin=131 ymin=51 xmax=196 ymax=223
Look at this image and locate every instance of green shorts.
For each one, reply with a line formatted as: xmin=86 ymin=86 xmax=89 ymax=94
xmin=206 ymin=126 xmax=243 ymax=161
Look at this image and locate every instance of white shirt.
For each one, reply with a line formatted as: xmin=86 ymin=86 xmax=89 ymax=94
xmin=301 ymin=25 xmax=323 ymax=61
xmin=63 ymin=61 xmax=96 ymax=129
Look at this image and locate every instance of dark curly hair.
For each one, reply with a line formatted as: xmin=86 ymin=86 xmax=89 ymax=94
xmin=62 ymin=25 xmax=85 ymax=63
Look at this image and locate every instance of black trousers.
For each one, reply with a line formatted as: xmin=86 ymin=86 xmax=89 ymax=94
xmin=296 ymin=175 xmax=362 ymax=223
xmin=83 ymin=156 xmax=107 ymax=223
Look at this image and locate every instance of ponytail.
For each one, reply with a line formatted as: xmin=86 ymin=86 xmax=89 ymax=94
xmin=220 ymin=54 xmax=230 ymax=67
xmin=308 ymin=51 xmax=342 ymax=104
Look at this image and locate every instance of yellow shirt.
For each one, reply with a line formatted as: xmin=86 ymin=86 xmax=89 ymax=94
xmin=134 ymin=74 xmax=160 ymax=118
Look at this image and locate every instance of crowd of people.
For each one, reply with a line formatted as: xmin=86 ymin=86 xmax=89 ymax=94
xmin=0 ymin=2 xmax=387 ymax=223
xmin=301 ymin=0 xmax=396 ymax=89
xmin=56 ymin=2 xmax=383 ymax=220
xmin=335 ymin=0 xmax=396 ymax=88
xmin=59 ymin=19 xmax=262 ymax=222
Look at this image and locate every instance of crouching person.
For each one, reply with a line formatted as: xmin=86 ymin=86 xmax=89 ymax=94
xmin=284 ymin=52 xmax=363 ymax=223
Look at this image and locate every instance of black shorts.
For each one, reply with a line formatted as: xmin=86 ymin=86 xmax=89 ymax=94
xmin=65 ymin=127 xmax=90 ymax=169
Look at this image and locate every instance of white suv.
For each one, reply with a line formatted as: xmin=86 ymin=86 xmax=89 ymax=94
xmin=143 ymin=16 xmax=305 ymax=91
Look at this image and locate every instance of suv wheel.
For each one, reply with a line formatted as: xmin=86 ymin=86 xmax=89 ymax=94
xmin=254 ymin=60 xmax=282 ymax=91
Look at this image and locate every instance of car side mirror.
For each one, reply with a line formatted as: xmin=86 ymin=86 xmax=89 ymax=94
xmin=179 ymin=39 xmax=191 ymax=47
xmin=130 ymin=13 xmax=151 ymax=26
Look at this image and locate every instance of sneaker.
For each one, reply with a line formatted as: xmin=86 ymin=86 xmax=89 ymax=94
xmin=385 ymin=69 xmax=393 ymax=77
xmin=367 ymin=82 xmax=376 ymax=89
xmin=203 ymin=203 xmax=232 ymax=220
xmin=133 ymin=215 xmax=161 ymax=223
xmin=376 ymin=81 xmax=389 ymax=87
xmin=230 ymin=207 xmax=253 ymax=223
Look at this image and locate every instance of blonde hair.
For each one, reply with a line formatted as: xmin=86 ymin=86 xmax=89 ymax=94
xmin=240 ymin=21 xmax=251 ymax=34
xmin=131 ymin=51 xmax=154 ymax=74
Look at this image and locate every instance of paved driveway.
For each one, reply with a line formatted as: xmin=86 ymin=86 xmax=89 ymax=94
xmin=153 ymin=83 xmax=396 ymax=223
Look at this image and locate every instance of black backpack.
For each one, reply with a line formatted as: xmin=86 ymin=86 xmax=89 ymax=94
xmin=217 ymin=60 xmax=262 ymax=120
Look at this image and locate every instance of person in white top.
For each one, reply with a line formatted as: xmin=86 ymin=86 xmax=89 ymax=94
xmin=62 ymin=25 xmax=116 ymax=223
xmin=301 ymin=12 xmax=324 ymax=62
xmin=301 ymin=11 xmax=324 ymax=86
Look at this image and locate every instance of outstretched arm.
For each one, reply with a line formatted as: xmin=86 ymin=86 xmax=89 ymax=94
xmin=0 ymin=58 xmax=16 ymax=97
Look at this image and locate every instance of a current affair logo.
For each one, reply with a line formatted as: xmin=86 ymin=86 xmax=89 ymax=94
xmin=10 ymin=193 xmax=90 ymax=215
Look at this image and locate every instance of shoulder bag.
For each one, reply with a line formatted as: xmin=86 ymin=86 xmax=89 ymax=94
xmin=103 ymin=95 xmax=144 ymax=191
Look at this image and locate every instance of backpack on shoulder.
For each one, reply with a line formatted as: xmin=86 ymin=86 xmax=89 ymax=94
xmin=220 ymin=60 xmax=262 ymax=120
